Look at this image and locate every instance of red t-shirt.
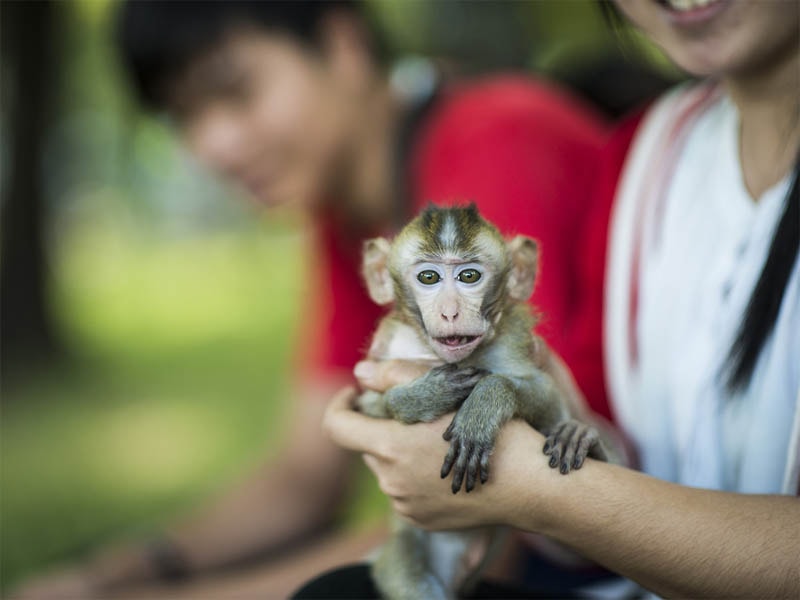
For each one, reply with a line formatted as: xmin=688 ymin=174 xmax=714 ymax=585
xmin=303 ymin=75 xmax=624 ymax=421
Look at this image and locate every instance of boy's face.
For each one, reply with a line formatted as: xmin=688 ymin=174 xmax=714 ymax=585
xmin=166 ymin=27 xmax=360 ymax=209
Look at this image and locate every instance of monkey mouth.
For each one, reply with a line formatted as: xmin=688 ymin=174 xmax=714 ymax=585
xmin=434 ymin=335 xmax=482 ymax=348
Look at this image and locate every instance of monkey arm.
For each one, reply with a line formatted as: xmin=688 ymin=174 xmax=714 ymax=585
xmin=382 ymin=364 xmax=488 ymax=424
xmin=328 ymin=390 xmax=800 ymax=599
xmin=440 ymin=374 xmax=528 ymax=493
xmin=364 ymin=412 xmax=798 ymax=600
xmin=537 ymin=343 xmax=632 ymax=467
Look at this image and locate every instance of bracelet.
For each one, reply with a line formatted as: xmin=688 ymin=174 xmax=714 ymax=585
xmin=144 ymin=536 xmax=191 ymax=583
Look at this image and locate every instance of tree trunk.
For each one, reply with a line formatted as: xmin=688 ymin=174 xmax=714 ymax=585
xmin=1 ymin=0 xmax=63 ymax=367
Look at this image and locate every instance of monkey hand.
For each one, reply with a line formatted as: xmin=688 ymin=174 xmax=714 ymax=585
xmin=440 ymin=375 xmax=517 ymax=493
xmin=543 ymin=419 xmax=606 ymax=474
xmin=385 ymin=364 xmax=487 ymax=424
xmin=440 ymin=413 xmax=496 ymax=494
xmin=440 ymin=405 xmax=504 ymax=494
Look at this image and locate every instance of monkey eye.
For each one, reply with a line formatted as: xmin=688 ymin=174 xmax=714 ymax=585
xmin=456 ymin=269 xmax=482 ymax=284
xmin=417 ymin=270 xmax=441 ymax=285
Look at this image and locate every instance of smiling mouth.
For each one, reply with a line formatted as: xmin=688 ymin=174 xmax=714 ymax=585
xmin=434 ymin=335 xmax=481 ymax=348
xmin=656 ymin=0 xmax=721 ymax=12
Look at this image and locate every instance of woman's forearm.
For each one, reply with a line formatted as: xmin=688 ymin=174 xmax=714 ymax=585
xmin=325 ymin=390 xmax=799 ymax=598
xmin=518 ymin=452 xmax=800 ymax=598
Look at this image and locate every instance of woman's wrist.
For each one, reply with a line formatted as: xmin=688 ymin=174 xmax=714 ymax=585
xmin=485 ymin=420 xmax=562 ymax=533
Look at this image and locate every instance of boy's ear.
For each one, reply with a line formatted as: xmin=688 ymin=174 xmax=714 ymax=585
xmin=362 ymin=238 xmax=394 ymax=305
xmin=506 ymin=236 xmax=538 ymax=302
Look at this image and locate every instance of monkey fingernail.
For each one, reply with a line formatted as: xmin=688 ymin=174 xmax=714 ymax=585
xmin=543 ymin=443 xmax=551 ymax=454
xmin=560 ymin=463 xmax=570 ymax=475
xmin=549 ymin=455 xmax=558 ymax=468
xmin=441 ymin=458 xmax=454 ymax=478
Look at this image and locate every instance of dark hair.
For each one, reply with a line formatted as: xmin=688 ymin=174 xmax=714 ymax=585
xmin=115 ymin=0 xmax=383 ymax=109
xmin=724 ymin=158 xmax=799 ymax=392
xmin=597 ymin=0 xmax=627 ymax=32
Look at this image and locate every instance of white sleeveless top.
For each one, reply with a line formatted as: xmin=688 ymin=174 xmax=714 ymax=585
xmin=605 ymin=82 xmax=799 ymax=495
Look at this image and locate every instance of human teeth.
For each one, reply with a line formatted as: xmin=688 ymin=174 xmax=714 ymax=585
xmin=664 ymin=0 xmax=717 ymax=11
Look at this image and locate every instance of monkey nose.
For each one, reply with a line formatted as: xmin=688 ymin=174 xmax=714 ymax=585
xmin=441 ymin=311 xmax=459 ymax=322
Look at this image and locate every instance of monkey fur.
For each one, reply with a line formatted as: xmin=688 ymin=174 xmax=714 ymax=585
xmin=357 ymin=205 xmax=609 ymax=600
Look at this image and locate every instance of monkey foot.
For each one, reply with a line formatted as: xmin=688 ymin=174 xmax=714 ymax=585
xmin=542 ymin=419 xmax=599 ymax=474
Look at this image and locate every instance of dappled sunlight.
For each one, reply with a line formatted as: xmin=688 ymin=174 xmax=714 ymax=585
xmin=2 ymin=218 xmax=307 ymax=585
xmin=86 ymin=402 xmax=239 ymax=497
xmin=54 ymin=221 xmax=309 ymax=358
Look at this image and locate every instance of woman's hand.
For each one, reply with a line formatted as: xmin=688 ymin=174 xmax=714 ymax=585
xmin=323 ymin=387 xmax=552 ymax=531
xmin=354 ymin=359 xmax=433 ymax=393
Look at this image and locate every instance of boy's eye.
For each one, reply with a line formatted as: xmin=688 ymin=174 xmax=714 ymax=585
xmin=457 ymin=269 xmax=481 ymax=284
xmin=417 ymin=270 xmax=440 ymax=285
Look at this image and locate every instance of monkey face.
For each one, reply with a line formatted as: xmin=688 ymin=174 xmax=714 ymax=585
xmin=362 ymin=205 xmax=539 ymax=363
xmin=405 ymin=259 xmax=496 ymax=363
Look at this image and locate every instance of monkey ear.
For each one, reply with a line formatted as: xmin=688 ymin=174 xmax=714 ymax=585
xmin=507 ymin=236 xmax=539 ymax=302
xmin=362 ymin=238 xmax=395 ymax=305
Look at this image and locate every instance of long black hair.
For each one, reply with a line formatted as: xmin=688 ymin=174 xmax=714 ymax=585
xmin=724 ymin=159 xmax=799 ymax=391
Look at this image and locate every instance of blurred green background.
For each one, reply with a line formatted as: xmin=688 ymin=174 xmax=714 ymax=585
xmin=0 ymin=0 xmax=672 ymax=591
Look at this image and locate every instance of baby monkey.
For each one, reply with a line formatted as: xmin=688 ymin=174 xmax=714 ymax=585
xmin=357 ymin=205 xmax=608 ymax=600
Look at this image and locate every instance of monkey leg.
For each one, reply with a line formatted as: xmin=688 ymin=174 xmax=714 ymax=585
xmin=543 ymin=419 xmax=606 ymax=474
xmin=385 ymin=364 xmax=488 ymax=424
xmin=440 ymin=375 xmax=517 ymax=493
xmin=372 ymin=522 xmax=449 ymax=600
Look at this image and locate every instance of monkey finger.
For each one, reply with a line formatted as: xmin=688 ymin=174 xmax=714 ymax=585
xmin=546 ymin=421 xmax=579 ymax=470
xmin=543 ymin=421 xmax=567 ymax=455
xmin=443 ymin=417 xmax=457 ymax=441
xmin=466 ymin=446 xmax=488 ymax=493
xmin=561 ymin=424 xmax=590 ymax=474
xmin=441 ymin=442 xmax=460 ymax=478
xmin=451 ymin=440 xmax=472 ymax=494
xmin=560 ymin=438 xmax=578 ymax=475
xmin=479 ymin=449 xmax=491 ymax=484
xmin=465 ymin=451 xmax=482 ymax=493
xmin=548 ymin=447 xmax=562 ymax=469
xmin=573 ymin=428 xmax=599 ymax=470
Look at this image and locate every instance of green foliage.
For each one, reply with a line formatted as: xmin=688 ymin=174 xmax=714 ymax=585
xmin=1 ymin=222 xmax=307 ymax=588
